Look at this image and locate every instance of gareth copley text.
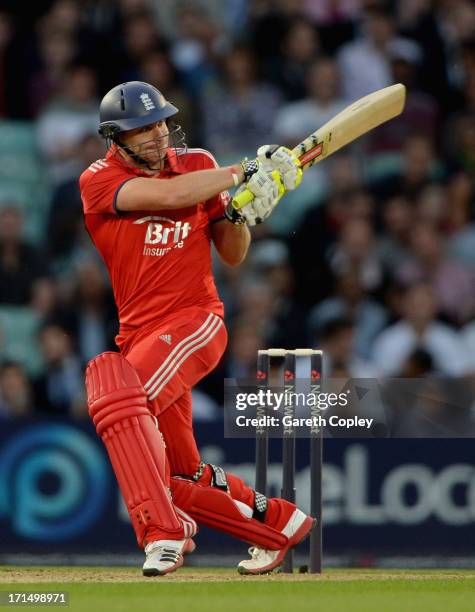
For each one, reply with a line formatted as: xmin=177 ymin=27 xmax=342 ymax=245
xmin=234 ymin=390 xmax=374 ymax=430
xmin=236 ymin=414 xmax=374 ymax=429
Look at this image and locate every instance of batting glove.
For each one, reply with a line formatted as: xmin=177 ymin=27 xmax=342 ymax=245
xmin=225 ymin=168 xmax=285 ymax=226
xmin=257 ymin=145 xmax=302 ymax=191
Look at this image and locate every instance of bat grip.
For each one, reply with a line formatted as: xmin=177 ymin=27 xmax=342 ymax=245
xmin=232 ymin=188 xmax=255 ymax=210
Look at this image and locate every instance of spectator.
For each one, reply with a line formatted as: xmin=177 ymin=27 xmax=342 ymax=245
xmin=152 ymin=0 xmax=230 ymax=40
xmin=449 ymin=225 xmax=475 ymax=275
xmin=371 ymin=133 xmax=439 ymax=200
xmin=225 ymin=317 xmax=267 ymax=379
xmin=267 ymin=18 xmax=320 ymax=101
xmin=202 ymin=46 xmax=282 ymax=157
xmin=338 ymin=5 xmax=398 ymax=100
xmin=233 ymin=276 xmax=277 ymax=340
xmin=34 ymin=323 xmax=86 ymax=416
xmin=308 ymin=271 xmax=388 ymax=359
xmin=38 ymin=0 xmax=82 ymax=37
xmin=290 ymin=181 xmax=371 ymax=306
xmin=273 ymin=57 xmax=346 ymax=146
xmin=170 ymin=4 xmax=223 ymax=97
xmin=47 ymin=132 xmax=104 ymax=263
xmin=36 ymin=64 xmax=99 ymax=183
xmin=28 ymin=30 xmax=76 ymax=117
xmin=190 ymin=388 xmax=221 ymax=422
xmin=0 ymin=207 xmax=50 ymax=307
xmin=0 ymin=12 xmax=16 ymax=117
xmin=396 ymin=223 xmax=475 ymax=325
xmin=50 ymin=259 xmax=118 ymax=364
xmin=377 ymin=195 xmax=414 ymax=275
xmin=31 ymin=278 xmax=58 ymax=321
xmin=461 ymin=319 xmax=475 ymax=374
xmin=439 ymin=1 xmax=475 ymax=74
xmin=415 ymin=184 xmax=447 ymax=229
xmin=445 ymin=112 xmax=475 ymax=176
xmin=445 ymin=171 xmax=473 ymax=233
xmin=384 ymin=348 xmax=475 ymax=436
xmin=118 ymin=11 xmax=168 ymax=82
xmin=318 ymin=317 xmax=379 ymax=378
xmin=248 ymin=239 xmax=308 ymax=348
xmin=264 ymin=112 xmax=347 ymax=234
xmin=371 ymin=283 xmax=470 ymax=376
xmin=249 ymin=239 xmax=293 ymax=297
xmin=366 ymin=37 xmax=438 ymax=152
xmin=305 ymin=0 xmax=360 ymax=25
xmin=38 ymin=0 xmax=100 ymax=65
xmin=399 ymin=347 xmax=435 ymax=378
xmin=119 ymin=0 xmax=155 ymax=18
xmin=0 ymin=361 xmax=34 ymax=417
xmin=447 ymin=177 xmax=475 ymax=271
xmin=327 ymin=217 xmax=385 ymax=296
xmin=249 ymin=1 xmax=308 ymax=64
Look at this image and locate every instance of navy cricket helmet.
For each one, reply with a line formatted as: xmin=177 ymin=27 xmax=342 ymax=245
xmin=98 ymin=81 xmax=179 ymax=141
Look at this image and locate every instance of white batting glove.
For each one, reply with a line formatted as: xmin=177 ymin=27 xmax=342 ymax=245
xmin=257 ymin=145 xmax=302 ymax=191
xmin=226 ymin=168 xmax=285 ymax=226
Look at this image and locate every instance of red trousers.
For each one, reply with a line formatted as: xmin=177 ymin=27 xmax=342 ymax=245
xmin=123 ymin=307 xmax=227 ymax=477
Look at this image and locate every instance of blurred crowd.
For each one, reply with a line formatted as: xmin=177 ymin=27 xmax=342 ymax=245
xmin=1 ymin=0 xmax=475 ymax=423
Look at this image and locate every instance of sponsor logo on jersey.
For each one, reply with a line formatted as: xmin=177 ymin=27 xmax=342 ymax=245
xmin=159 ymin=334 xmax=172 ymax=345
xmin=133 ymin=216 xmax=191 ymax=257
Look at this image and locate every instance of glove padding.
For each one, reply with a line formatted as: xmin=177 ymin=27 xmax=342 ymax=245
xmin=257 ymin=145 xmax=302 ymax=191
xmin=233 ymin=168 xmax=285 ymax=226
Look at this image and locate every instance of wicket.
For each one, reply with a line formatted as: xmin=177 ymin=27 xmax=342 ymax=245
xmin=255 ymin=348 xmax=323 ymax=574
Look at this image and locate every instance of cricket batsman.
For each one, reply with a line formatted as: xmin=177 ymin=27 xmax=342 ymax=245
xmin=80 ymin=81 xmax=314 ymax=576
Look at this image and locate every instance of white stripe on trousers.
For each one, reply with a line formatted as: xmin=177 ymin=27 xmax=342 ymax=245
xmin=149 ymin=318 xmax=222 ymax=400
xmin=144 ymin=313 xmax=215 ymax=391
xmin=145 ymin=313 xmax=223 ymax=399
xmin=176 ymin=507 xmax=197 ymax=538
xmin=148 ymin=316 xmax=223 ymax=400
xmin=146 ymin=314 xmax=221 ymax=397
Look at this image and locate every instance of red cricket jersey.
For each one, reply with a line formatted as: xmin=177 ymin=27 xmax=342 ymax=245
xmin=79 ymin=146 xmax=227 ymax=350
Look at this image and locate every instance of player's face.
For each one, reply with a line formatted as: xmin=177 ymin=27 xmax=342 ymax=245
xmin=120 ymin=120 xmax=169 ymax=168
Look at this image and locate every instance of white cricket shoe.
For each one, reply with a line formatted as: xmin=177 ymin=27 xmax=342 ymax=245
xmin=142 ymin=539 xmax=187 ymax=576
xmin=237 ymin=509 xmax=316 ymax=575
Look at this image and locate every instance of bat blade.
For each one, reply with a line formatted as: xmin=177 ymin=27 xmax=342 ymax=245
xmin=295 ymin=83 xmax=406 ymax=171
xmin=232 ymin=83 xmax=406 ymax=210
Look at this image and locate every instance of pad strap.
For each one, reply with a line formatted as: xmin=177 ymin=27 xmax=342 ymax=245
xmin=209 ymin=464 xmax=229 ymax=492
xmin=253 ymin=491 xmax=268 ymax=523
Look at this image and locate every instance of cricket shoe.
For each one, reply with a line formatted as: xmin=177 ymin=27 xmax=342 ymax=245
xmin=143 ymin=539 xmax=188 ymax=576
xmin=237 ymin=509 xmax=316 ymax=575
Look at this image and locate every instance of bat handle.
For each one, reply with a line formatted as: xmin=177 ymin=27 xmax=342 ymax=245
xmin=232 ymin=188 xmax=255 ymax=210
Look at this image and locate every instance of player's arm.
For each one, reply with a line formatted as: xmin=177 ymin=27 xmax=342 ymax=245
xmin=210 ymin=145 xmax=301 ymax=267
xmin=211 ymin=218 xmax=251 ymax=267
xmin=116 ymin=165 xmax=245 ymax=212
xmin=116 ymin=145 xmax=301 ymax=213
xmin=210 ymin=145 xmax=302 ymax=266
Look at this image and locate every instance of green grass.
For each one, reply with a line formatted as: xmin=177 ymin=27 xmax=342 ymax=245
xmin=1 ymin=568 xmax=474 ymax=612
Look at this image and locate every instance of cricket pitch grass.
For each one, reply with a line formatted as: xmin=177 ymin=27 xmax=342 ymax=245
xmin=1 ymin=567 xmax=474 ymax=612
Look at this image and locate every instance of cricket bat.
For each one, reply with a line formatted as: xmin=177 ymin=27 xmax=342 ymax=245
xmin=233 ymin=83 xmax=406 ymax=209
